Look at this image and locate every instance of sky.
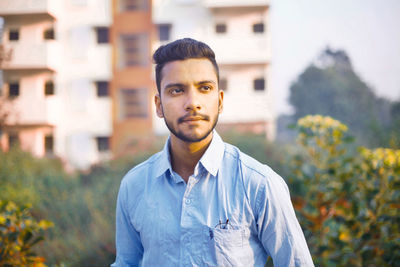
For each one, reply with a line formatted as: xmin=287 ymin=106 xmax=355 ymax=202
xmin=270 ymin=0 xmax=400 ymax=115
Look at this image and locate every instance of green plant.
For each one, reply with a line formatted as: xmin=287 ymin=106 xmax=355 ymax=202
xmin=0 ymin=143 xmax=163 ymax=266
xmin=290 ymin=115 xmax=400 ymax=266
xmin=0 ymin=200 xmax=53 ymax=266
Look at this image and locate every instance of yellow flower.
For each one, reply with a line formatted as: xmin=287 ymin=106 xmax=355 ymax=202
xmin=0 ymin=215 xmax=5 ymax=224
xmin=339 ymin=231 xmax=350 ymax=242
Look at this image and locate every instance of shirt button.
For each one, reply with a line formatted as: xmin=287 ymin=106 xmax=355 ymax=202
xmin=185 ymin=198 xmax=191 ymax=205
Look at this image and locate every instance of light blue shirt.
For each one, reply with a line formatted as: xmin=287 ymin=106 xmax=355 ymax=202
xmin=112 ymin=132 xmax=314 ymax=266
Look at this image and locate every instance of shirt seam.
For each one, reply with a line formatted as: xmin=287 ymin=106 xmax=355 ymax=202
xmin=224 ymin=148 xmax=268 ymax=177
xmin=125 ymin=151 xmax=167 ymax=179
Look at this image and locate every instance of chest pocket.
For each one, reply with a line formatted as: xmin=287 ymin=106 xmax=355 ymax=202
xmin=206 ymin=227 xmax=250 ymax=266
xmin=212 ymin=228 xmax=244 ymax=247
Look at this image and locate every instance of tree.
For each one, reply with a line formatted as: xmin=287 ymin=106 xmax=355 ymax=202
xmin=388 ymin=100 xmax=400 ymax=147
xmin=287 ymin=48 xmax=394 ymax=148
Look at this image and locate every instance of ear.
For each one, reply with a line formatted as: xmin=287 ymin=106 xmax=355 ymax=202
xmin=155 ymin=93 xmax=164 ymax=118
xmin=218 ymin=89 xmax=224 ymax=114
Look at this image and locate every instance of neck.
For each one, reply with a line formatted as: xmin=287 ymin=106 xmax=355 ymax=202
xmin=169 ymin=132 xmax=213 ymax=183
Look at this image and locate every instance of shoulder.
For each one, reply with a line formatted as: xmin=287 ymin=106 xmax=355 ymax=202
xmin=119 ymin=151 xmax=163 ymax=196
xmin=124 ymin=151 xmax=162 ymax=180
xmin=223 ymin=142 xmax=283 ymax=183
xmin=222 ymin=142 xmax=289 ymax=205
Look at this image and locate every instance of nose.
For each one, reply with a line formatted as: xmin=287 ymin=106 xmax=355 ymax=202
xmin=184 ymin=87 xmax=201 ymax=111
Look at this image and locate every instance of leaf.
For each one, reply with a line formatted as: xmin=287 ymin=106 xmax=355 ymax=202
xmin=28 ymin=236 xmax=44 ymax=247
xmin=22 ymin=230 xmax=33 ymax=243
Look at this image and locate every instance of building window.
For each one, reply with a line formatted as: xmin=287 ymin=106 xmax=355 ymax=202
xmin=96 ymin=81 xmax=109 ymax=97
xmin=96 ymin=136 xmax=110 ymax=151
xmin=44 ymin=81 xmax=55 ymax=95
xmin=253 ymin=78 xmax=265 ymax=91
xmin=120 ymin=0 xmax=147 ymax=11
xmin=8 ymin=134 xmax=19 ymax=148
xmin=9 ymin=82 xmax=20 ymax=97
xmin=9 ymin=29 xmax=19 ymax=41
xmin=44 ymin=135 xmax=54 ymax=155
xmin=219 ymin=78 xmax=227 ymax=91
xmin=118 ymin=34 xmax=148 ymax=68
xmin=253 ymin=23 xmax=264 ymax=33
xmin=119 ymin=88 xmax=148 ymax=119
xmin=158 ymin=24 xmax=171 ymax=42
xmin=96 ymin=27 xmax=109 ymax=44
xmin=44 ymin=28 xmax=55 ymax=40
xmin=215 ymin=23 xmax=227 ymax=33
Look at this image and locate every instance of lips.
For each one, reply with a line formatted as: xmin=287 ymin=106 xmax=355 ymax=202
xmin=182 ymin=117 xmax=204 ymax=122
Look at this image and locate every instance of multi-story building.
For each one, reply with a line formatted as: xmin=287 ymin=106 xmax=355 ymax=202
xmin=0 ymin=0 xmax=274 ymax=170
xmin=0 ymin=0 xmax=113 ymax=170
xmin=153 ymin=0 xmax=275 ymax=140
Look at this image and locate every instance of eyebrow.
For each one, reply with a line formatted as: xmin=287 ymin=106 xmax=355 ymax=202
xmin=164 ymin=83 xmax=185 ymax=91
xmin=163 ymin=80 xmax=217 ymax=91
xmin=196 ymin=80 xmax=217 ymax=86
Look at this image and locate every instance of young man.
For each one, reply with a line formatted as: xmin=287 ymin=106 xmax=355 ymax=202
xmin=112 ymin=38 xmax=314 ymax=266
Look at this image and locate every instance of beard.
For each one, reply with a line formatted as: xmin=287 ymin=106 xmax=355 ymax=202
xmin=163 ymin=110 xmax=219 ymax=143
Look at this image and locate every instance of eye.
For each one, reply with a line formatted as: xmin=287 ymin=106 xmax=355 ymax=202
xmin=170 ymin=88 xmax=184 ymax=95
xmin=200 ymin=85 xmax=212 ymax=92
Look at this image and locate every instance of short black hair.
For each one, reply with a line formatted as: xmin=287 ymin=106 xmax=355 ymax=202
xmin=153 ymin=38 xmax=219 ymax=93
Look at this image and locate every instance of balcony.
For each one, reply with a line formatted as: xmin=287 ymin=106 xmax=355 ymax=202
xmin=206 ymin=36 xmax=270 ymax=65
xmin=203 ymin=0 xmax=269 ymax=9
xmin=1 ymin=42 xmax=59 ymax=71
xmin=0 ymin=0 xmax=57 ymax=17
xmin=3 ymin=93 xmax=59 ymax=127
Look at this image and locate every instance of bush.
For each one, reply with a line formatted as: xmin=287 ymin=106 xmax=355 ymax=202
xmin=1 ymin=124 xmax=398 ymax=266
xmin=0 ymin=200 xmax=53 ymax=266
xmin=0 ymin=143 xmax=162 ymax=266
xmin=289 ymin=115 xmax=400 ymax=266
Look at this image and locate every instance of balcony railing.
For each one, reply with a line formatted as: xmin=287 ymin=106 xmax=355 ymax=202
xmin=206 ymin=36 xmax=270 ymax=65
xmin=203 ymin=0 xmax=269 ymax=9
xmin=0 ymin=0 xmax=57 ymax=17
xmin=1 ymin=42 xmax=59 ymax=71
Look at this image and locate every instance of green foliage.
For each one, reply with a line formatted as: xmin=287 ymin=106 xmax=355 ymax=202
xmin=287 ymin=48 xmax=398 ymax=148
xmin=387 ymin=101 xmax=400 ymax=147
xmin=0 ymin=143 xmax=162 ymax=266
xmin=0 ymin=200 xmax=53 ymax=266
xmin=290 ymin=115 xmax=400 ymax=266
xmin=0 ymin=148 xmax=64 ymax=207
xmin=1 ymin=124 xmax=399 ymax=266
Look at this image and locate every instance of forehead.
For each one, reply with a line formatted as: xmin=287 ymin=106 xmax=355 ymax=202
xmin=160 ymin=58 xmax=217 ymax=87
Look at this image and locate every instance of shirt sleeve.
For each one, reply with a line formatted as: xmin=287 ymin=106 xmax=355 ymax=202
xmin=111 ymin=179 xmax=143 ymax=267
xmin=255 ymin=170 xmax=314 ymax=267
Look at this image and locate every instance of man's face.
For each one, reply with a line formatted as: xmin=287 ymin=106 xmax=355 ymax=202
xmin=155 ymin=58 xmax=223 ymax=143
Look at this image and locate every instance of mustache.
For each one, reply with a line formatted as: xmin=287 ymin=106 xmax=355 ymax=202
xmin=178 ymin=113 xmax=210 ymax=124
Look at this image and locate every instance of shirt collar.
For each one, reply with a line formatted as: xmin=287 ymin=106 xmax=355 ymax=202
xmin=154 ymin=131 xmax=225 ymax=179
xmin=154 ymin=136 xmax=174 ymax=179
xmin=197 ymin=131 xmax=225 ymax=177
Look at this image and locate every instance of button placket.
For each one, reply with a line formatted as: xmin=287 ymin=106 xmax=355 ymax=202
xmin=183 ymin=175 xmax=198 ymax=204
